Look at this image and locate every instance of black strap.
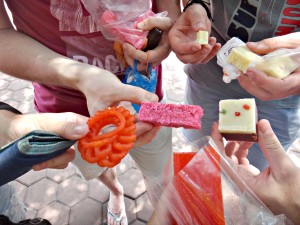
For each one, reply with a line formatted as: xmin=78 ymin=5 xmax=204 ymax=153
xmin=0 ymin=102 xmax=22 ymax=115
xmin=183 ymin=0 xmax=213 ymax=21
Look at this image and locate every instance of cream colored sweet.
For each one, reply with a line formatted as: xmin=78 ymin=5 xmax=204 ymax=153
xmin=255 ymin=54 xmax=298 ymax=79
xmin=196 ymin=30 xmax=209 ymax=45
xmin=227 ymin=46 xmax=263 ymax=73
xmin=218 ymin=98 xmax=257 ymax=136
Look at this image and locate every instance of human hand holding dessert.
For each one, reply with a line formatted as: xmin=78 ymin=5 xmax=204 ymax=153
xmin=168 ymin=3 xmax=221 ymax=64
xmin=212 ymin=119 xmax=300 ymax=224
xmin=236 ymin=33 xmax=300 ymax=101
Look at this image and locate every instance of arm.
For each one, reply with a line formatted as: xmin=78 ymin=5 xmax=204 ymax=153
xmin=0 ymin=1 xmax=158 ymax=115
xmin=211 ymin=120 xmax=300 ymax=224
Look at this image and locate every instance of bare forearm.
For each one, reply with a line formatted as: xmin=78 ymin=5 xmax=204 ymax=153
xmin=0 ymin=28 xmax=83 ymax=90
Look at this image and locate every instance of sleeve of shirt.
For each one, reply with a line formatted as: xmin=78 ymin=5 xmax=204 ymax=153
xmin=0 ymin=102 xmax=22 ymax=115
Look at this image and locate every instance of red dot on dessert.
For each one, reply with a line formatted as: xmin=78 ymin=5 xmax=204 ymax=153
xmin=243 ymin=104 xmax=250 ymax=110
xmin=235 ymin=112 xmax=241 ymax=116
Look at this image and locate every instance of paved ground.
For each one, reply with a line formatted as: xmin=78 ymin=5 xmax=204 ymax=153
xmin=1 ymin=53 xmax=300 ymax=225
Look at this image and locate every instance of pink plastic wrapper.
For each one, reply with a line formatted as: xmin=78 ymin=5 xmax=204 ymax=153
xmin=148 ymin=137 xmax=291 ymax=225
xmin=97 ymin=0 xmax=167 ymax=49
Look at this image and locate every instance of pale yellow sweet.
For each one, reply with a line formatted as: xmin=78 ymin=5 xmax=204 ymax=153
xmin=196 ymin=31 xmax=209 ymax=45
xmin=227 ymin=46 xmax=263 ymax=73
xmin=255 ymin=55 xmax=298 ymax=79
xmin=218 ymin=98 xmax=257 ymax=134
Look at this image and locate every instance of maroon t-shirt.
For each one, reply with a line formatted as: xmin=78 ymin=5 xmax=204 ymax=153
xmin=6 ymin=0 xmax=163 ymax=116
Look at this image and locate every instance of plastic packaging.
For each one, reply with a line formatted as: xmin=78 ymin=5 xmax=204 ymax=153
xmin=98 ymin=0 xmax=167 ymax=49
xmin=217 ymin=37 xmax=300 ymax=83
xmin=149 ymin=137 xmax=291 ymax=225
xmin=122 ymin=60 xmax=157 ymax=112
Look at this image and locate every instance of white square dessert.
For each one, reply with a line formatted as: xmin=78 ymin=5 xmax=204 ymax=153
xmin=218 ymin=98 xmax=258 ymax=142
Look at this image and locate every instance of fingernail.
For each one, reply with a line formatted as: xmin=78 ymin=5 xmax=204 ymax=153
xmin=146 ymin=93 xmax=159 ymax=102
xmin=137 ymin=22 xmax=145 ymax=29
xmin=74 ymin=124 xmax=89 ymax=135
xmin=196 ymin=22 xmax=205 ymax=29
xmin=247 ymin=42 xmax=256 ymax=47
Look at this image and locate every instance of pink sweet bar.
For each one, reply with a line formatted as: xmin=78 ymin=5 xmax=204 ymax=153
xmin=138 ymin=102 xmax=203 ymax=129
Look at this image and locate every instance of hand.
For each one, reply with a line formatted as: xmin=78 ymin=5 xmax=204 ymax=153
xmin=168 ymin=4 xmax=221 ymax=64
xmin=122 ymin=16 xmax=174 ymax=71
xmin=116 ymin=101 xmax=161 ymax=148
xmin=211 ymin=120 xmax=300 ymax=224
xmin=238 ymin=32 xmax=300 ymax=100
xmin=6 ymin=112 xmax=89 ymax=171
xmin=76 ymin=64 xmax=159 ymax=116
xmin=134 ymin=122 xmax=161 ymax=148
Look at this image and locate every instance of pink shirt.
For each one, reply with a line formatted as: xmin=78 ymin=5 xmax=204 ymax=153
xmin=6 ymin=0 xmax=163 ymax=116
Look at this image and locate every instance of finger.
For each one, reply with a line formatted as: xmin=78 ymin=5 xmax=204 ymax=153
xmin=235 ymin=141 xmax=252 ymax=165
xmin=237 ymin=70 xmax=271 ymax=100
xmin=201 ymin=41 xmax=222 ymax=64
xmin=32 ymin=148 xmax=76 ymax=171
xmin=135 ymin=121 xmax=154 ymax=136
xmin=210 ymin=122 xmax=225 ymax=153
xmin=257 ymin=119 xmax=296 ymax=176
xmin=35 ymin=113 xmax=89 ymax=140
xmin=246 ymin=33 xmax=299 ymax=54
xmin=168 ymin=29 xmax=203 ymax=56
xmin=225 ymin=141 xmax=239 ymax=158
xmin=134 ymin=124 xmax=161 ymax=148
xmin=137 ymin=17 xmax=174 ymax=32
xmin=185 ymin=4 xmax=210 ymax=31
xmin=123 ymin=43 xmax=168 ymax=68
xmin=190 ymin=38 xmax=217 ymax=64
xmin=118 ymin=84 xmax=159 ymax=104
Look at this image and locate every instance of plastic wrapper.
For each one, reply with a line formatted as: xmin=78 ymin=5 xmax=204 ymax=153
xmin=98 ymin=0 xmax=167 ymax=49
xmin=149 ymin=137 xmax=291 ymax=225
xmin=217 ymin=37 xmax=300 ymax=83
xmin=122 ymin=60 xmax=157 ymax=112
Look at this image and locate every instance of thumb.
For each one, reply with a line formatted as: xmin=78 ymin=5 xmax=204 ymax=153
xmin=58 ymin=122 xmax=89 ymax=140
xmin=185 ymin=4 xmax=209 ymax=31
xmin=119 ymin=84 xmax=159 ymax=104
xmin=257 ymin=119 xmax=294 ymax=175
xmin=246 ymin=34 xmax=298 ymax=55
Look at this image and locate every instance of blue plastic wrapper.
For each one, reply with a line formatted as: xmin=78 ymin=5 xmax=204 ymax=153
xmin=122 ymin=60 xmax=157 ymax=112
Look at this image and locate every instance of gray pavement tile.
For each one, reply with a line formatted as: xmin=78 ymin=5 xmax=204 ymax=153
xmin=69 ymin=198 xmax=102 ymax=225
xmin=57 ymin=176 xmax=88 ymax=207
xmin=7 ymin=79 xmax=29 ymax=91
xmin=25 ymin=178 xmax=58 ymax=209
xmin=119 ymin=168 xmax=146 ymax=199
xmin=130 ymin=220 xmax=147 ymax=225
xmin=13 ymin=181 xmax=28 ymax=203
xmin=88 ymin=178 xmax=110 ymax=203
xmin=37 ymin=201 xmax=70 ymax=225
xmin=135 ymin=192 xmax=153 ymax=222
xmin=46 ymin=165 xmax=77 ymax=183
xmin=17 ymin=170 xmax=47 ymax=186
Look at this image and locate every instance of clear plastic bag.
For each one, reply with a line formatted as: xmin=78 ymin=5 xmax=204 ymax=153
xmin=98 ymin=0 xmax=167 ymax=49
xmin=217 ymin=37 xmax=300 ymax=83
xmin=149 ymin=137 xmax=291 ymax=225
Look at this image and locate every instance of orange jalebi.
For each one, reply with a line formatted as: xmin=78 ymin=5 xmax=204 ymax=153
xmin=78 ymin=106 xmax=136 ymax=168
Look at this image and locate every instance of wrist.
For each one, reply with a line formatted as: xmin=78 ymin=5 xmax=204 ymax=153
xmin=183 ymin=0 xmax=213 ymax=21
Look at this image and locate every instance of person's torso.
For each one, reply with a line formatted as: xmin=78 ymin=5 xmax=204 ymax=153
xmin=186 ymin=0 xmax=300 ymax=108
xmin=6 ymin=0 xmax=162 ymax=116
